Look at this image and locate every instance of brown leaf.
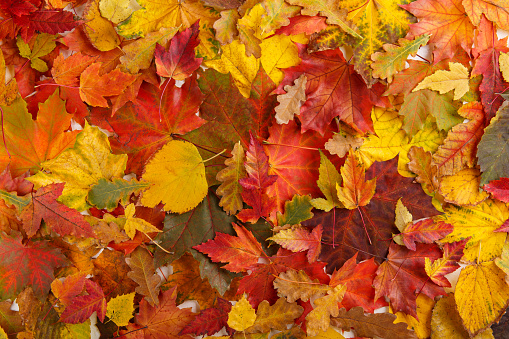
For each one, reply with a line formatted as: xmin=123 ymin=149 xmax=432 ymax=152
xmin=275 ymin=74 xmax=307 ymax=124
xmin=126 ymin=247 xmax=162 ymax=307
xmin=92 ymin=249 xmax=137 ymax=301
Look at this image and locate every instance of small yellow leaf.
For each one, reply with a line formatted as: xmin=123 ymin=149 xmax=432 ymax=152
xmin=305 ymin=284 xmax=346 ymax=336
xmin=205 ymin=40 xmax=260 ymax=98
xmin=394 ymin=294 xmax=434 ymax=339
xmin=83 ymin=0 xmax=120 ymax=51
xmin=438 ymin=168 xmax=489 ymax=206
xmin=99 ymin=0 xmax=138 ymax=24
xmin=260 ymin=34 xmax=301 ymax=85
xmin=228 ymin=295 xmax=257 ymax=332
xmin=106 ymin=292 xmax=135 ymax=327
xmin=500 ymin=52 xmax=509 ymax=83
xmin=455 ymin=262 xmax=509 ymax=336
xmin=141 ymin=140 xmax=208 ymax=213
xmin=395 ymin=198 xmax=413 ymax=232
xmin=123 ymin=204 xmax=161 ymax=239
xmin=413 ymin=62 xmax=469 ymax=100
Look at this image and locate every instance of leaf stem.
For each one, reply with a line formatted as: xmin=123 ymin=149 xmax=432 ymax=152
xmin=143 ymin=232 xmax=173 ymax=254
xmin=201 ymin=149 xmax=226 ymax=163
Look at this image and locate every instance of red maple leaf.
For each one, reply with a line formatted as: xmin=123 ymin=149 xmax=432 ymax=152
xmin=89 ymin=75 xmax=205 ymax=175
xmin=154 ymin=21 xmax=203 ymax=80
xmin=20 ymin=183 xmax=95 ymax=238
xmin=303 ymin=157 xmax=438 ymax=273
xmin=179 ymin=298 xmax=234 ymax=336
xmin=484 ymin=178 xmax=509 ymax=203
xmin=471 ymin=15 xmax=509 ymax=122
xmin=59 ymin=279 xmax=107 ymax=323
xmin=0 ymin=232 xmax=69 ymax=300
xmin=330 ymin=253 xmax=387 ymax=313
xmin=374 ymin=242 xmax=446 ymax=318
xmin=276 ymin=44 xmax=373 ymax=135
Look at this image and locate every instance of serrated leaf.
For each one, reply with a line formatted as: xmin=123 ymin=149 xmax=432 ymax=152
xmin=269 ymin=225 xmax=322 ymax=263
xmin=336 ymin=151 xmax=376 ymax=209
xmin=245 ymin=298 xmax=303 ymax=333
xmin=311 ymin=150 xmax=342 ymax=212
xmin=216 ymin=142 xmax=246 ymax=215
xmin=106 ymin=293 xmax=135 ymax=327
xmin=16 ymin=34 xmax=56 ymax=72
xmin=414 ymin=62 xmax=470 ymax=100
xmin=126 ymin=247 xmax=162 ymax=307
xmin=228 ymin=295 xmax=256 ymax=331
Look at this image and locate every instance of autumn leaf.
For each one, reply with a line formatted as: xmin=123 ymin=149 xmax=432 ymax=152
xmin=0 ymin=232 xmax=68 ymax=300
xmin=0 ymin=92 xmax=78 ymax=177
xmin=273 ymin=269 xmax=331 ymax=303
xmin=413 ymin=62 xmax=470 ymax=100
xmin=438 ymin=168 xmax=490 ymax=206
xmin=125 ymin=247 xmax=161 ymax=307
xmin=83 ymin=0 xmax=120 ymax=51
xmin=21 ymin=183 xmax=94 ymax=238
xmin=216 ymin=142 xmax=246 ymax=216
xmin=425 ymin=239 xmax=468 ymax=287
xmin=154 ymin=21 xmax=203 ymax=80
xmin=87 ymin=177 xmax=150 ymax=211
xmin=51 ymin=274 xmax=86 ymax=308
xmin=60 ymin=279 xmax=107 ymax=324
xmin=123 ymin=203 xmax=162 ymax=239
xmin=274 ymin=74 xmax=307 ymax=124
xmin=306 ymin=284 xmax=346 ymax=336
xmin=324 ymin=132 xmax=363 ymax=158
xmin=245 ymin=298 xmax=303 ymax=333
xmin=179 ymin=298 xmax=233 ymax=336
xmin=16 ymin=33 xmax=56 ymax=72
xmin=268 ymin=225 xmax=321 ymax=263
xmin=228 ymin=295 xmax=256 ymax=331
xmin=311 ymin=150 xmax=342 ymax=212
xmin=106 ymin=293 xmax=135 ymax=327
xmin=484 ymin=177 xmax=509 ymax=202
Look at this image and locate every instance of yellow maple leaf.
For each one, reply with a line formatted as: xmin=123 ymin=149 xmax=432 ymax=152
xmin=141 ymin=140 xmax=208 ymax=213
xmin=205 ymin=40 xmax=260 ymax=98
xmin=336 ymin=150 xmax=376 ymax=209
xmin=455 ymin=262 xmax=509 ymax=336
xmin=260 ymin=34 xmax=302 ymax=84
xmin=28 ymin=122 xmax=127 ymax=211
xmin=106 ymin=293 xmax=135 ymax=327
xmin=437 ymin=199 xmax=509 ymax=262
xmin=228 ymin=295 xmax=257 ymax=332
xmin=413 ymin=62 xmax=470 ymax=100
xmin=123 ymin=204 xmax=162 ymax=239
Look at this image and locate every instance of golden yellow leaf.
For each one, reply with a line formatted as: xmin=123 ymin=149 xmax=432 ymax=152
xmin=228 ymin=295 xmax=257 ymax=332
xmin=0 ymin=49 xmax=17 ymax=106
xmin=438 ymin=168 xmax=489 ymax=206
xmin=394 ymin=294 xmax=434 ymax=339
xmin=0 ymin=326 xmax=6 ymax=339
xmin=495 ymin=240 xmax=509 ymax=285
xmin=123 ymin=204 xmax=161 ymax=239
xmin=413 ymin=62 xmax=470 ymax=100
xmin=311 ymin=150 xmax=342 ymax=212
xmin=455 ymin=262 xmax=509 ymax=336
xmin=357 ymin=107 xmax=408 ymax=168
xmin=99 ymin=0 xmax=138 ymax=24
xmin=117 ymin=0 xmax=217 ymax=39
xmin=437 ymin=199 xmax=508 ymax=262
xmin=395 ymin=198 xmax=413 ymax=232
xmin=28 ymin=122 xmax=127 ymax=211
xmin=106 ymin=293 xmax=135 ymax=327
xmin=205 ymin=40 xmax=260 ymax=98
xmin=83 ymin=0 xmax=120 ymax=51
xmin=260 ymin=34 xmax=302 ymax=85
xmin=141 ymin=140 xmax=208 ymax=213
xmin=305 ymin=284 xmax=346 ymax=336
xmin=336 ymin=150 xmax=376 ymax=209
xmin=431 ymin=293 xmax=495 ymax=339
xmin=500 ymin=52 xmax=509 ymax=83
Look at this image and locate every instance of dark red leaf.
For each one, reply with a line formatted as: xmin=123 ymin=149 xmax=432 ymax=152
xmin=179 ymin=298 xmax=233 ymax=336
xmin=59 ymin=279 xmax=107 ymax=323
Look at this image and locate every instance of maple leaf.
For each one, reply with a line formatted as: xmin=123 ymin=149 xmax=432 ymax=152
xmin=51 ymin=52 xmax=96 ymax=87
xmin=303 ymin=157 xmax=438 ymax=272
xmin=275 ymin=15 xmax=328 ymax=35
xmin=59 ymin=278 xmax=107 ymax=324
xmin=402 ymin=0 xmax=475 ymax=61
xmin=79 ymin=63 xmax=137 ymax=107
xmin=331 ymin=307 xmax=418 ymax=338
xmin=134 ymin=287 xmax=196 ymax=338
xmin=194 ymin=223 xmax=264 ymax=273
xmin=0 ymin=232 xmax=68 ymax=300
xmin=439 ymin=168 xmax=490 ymax=206
xmin=336 ymin=150 xmax=376 ymax=209
xmin=16 ymin=33 xmax=56 ymax=72
xmin=311 ymin=150 xmax=342 ymax=212
xmin=51 ymin=274 xmax=86 ymax=308
xmin=385 ymin=59 xmax=449 ymax=96
xmin=477 ymin=105 xmax=509 ymax=185
xmin=154 ymin=21 xmax=203 ymax=80
xmin=425 ymin=239 xmax=468 ymax=287
xmin=21 ymin=183 xmax=94 ymax=238
xmin=373 ymin=242 xmax=446 ymax=318
xmin=269 ymin=225 xmax=321 ymax=263
xmin=463 ymin=0 xmax=509 ymax=31
xmin=0 ymin=92 xmax=78 ymax=177
xmin=277 ymin=44 xmax=373 ymax=134
xmin=330 ymin=253 xmax=388 ymax=312
xmin=179 ymin=298 xmax=233 ymax=336
xmin=399 ymin=219 xmax=453 ymax=251
xmin=484 ymin=177 xmax=509 ymax=202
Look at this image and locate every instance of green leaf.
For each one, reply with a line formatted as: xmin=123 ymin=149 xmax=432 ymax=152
xmin=277 ymin=194 xmax=314 ymax=226
xmin=478 ymin=106 xmax=509 ymax=185
xmin=87 ymin=177 xmax=150 ymax=211
xmin=0 ymin=189 xmax=30 ymax=212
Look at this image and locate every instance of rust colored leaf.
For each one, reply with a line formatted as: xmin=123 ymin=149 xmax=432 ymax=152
xmin=179 ymin=298 xmax=233 ymax=336
xmin=60 ymin=279 xmax=107 ymax=323
xmin=400 ymin=219 xmax=453 ymax=251
xmin=126 ymin=247 xmax=162 ymax=307
xmin=336 ymin=151 xmax=376 ymax=209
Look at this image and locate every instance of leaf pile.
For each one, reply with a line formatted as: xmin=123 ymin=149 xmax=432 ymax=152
xmin=0 ymin=0 xmax=509 ymax=338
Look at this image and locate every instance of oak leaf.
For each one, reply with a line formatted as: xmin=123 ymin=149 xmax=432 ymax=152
xmin=216 ymin=142 xmax=246 ymax=216
xmin=393 ymin=294 xmax=434 ymax=339
xmin=306 ymin=284 xmax=346 ymax=336
xmin=273 ymin=269 xmax=331 ymax=303
xmin=331 ymin=307 xmax=417 ymax=339
xmin=407 ymin=146 xmax=439 ymax=195
xmin=276 ymin=194 xmax=314 ymax=226
xmin=274 ymin=74 xmax=307 ymax=124
xmin=213 ymin=9 xmax=240 ymax=45
xmin=324 ymin=133 xmax=363 ymax=158
xmin=87 ymin=178 xmax=150 ymax=211
xmin=126 ymin=247 xmax=162 ymax=307
xmin=154 ymin=21 xmax=203 ymax=80
xmin=92 ymin=249 xmax=137 ymax=300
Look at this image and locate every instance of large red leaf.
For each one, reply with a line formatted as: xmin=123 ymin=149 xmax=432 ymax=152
xmin=89 ymin=76 xmax=205 ymax=175
xmin=373 ymin=242 xmax=446 ymax=318
xmin=264 ymin=120 xmax=340 ymax=214
xmin=471 ymin=16 xmax=509 ymax=122
xmin=302 ymin=157 xmax=438 ymax=273
xmin=154 ymin=21 xmax=202 ymax=80
xmin=59 ymin=279 xmax=107 ymax=323
xmin=21 ymin=183 xmax=94 ymax=238
xmin=135 ymin=287 xmax=196 ymax=339
xmin=0 ymin=232 xmax=69 ymax=300
xmin=179 ymin=298 xmax=233 ymax=336
xmin=330 ymin=253 xmax=387 ymax=313
xmin=276 ymin=44 xmax=373 ymax=135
